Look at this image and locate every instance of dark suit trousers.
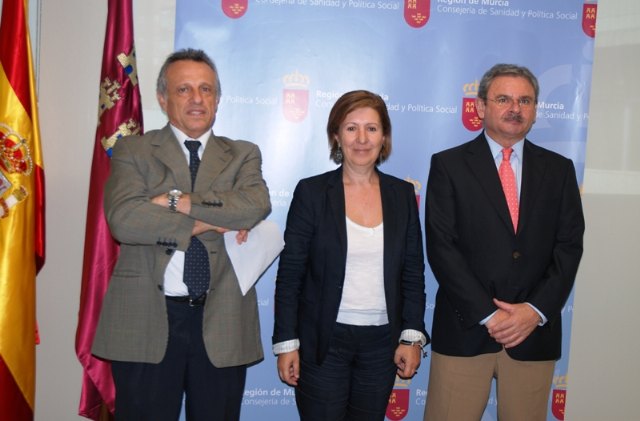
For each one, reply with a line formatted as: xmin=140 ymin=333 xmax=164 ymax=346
xmin=296 ymin=323 xmax=397 ymax=421
xmin=111 ymin=298 xmax=247 ymax=421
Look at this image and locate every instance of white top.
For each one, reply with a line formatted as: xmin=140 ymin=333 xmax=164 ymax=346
xmin=336 ymin=217 xmax=387 ymax=326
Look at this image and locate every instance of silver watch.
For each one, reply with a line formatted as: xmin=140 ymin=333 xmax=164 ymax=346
xmin=167 ymin=189 xmax=182 ymax=212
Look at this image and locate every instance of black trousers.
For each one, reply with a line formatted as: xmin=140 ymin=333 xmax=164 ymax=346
xmin=296 ymin=323 xmax=397 ymax=421
xmin=111 ymin=299 xmax=247 ymax=421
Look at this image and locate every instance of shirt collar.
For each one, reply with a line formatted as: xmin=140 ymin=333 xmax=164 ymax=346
xmin=169 ymin=124 xmax=211 ymax=150
xmin=485 ymin=131 xmax=524 ymax=161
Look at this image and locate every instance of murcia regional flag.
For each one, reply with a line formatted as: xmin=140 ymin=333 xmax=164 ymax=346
xmin=0 ymin=0 xmax=46 ymax=420
xmin=75 ymin=0 xmax=143 ymax=419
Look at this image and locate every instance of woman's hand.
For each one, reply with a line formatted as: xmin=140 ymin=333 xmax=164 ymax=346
xmin=394 ymin=344 xmax=422 ymax=379
xmin=277 ymin=350 xmax=300 ymax=386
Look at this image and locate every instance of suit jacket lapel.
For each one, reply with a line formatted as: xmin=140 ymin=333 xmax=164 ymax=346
xmin=465 ymin=134 xmax=515 ymax=233
xmin=152 ymin=125 xmax=192 ymax=192
xmin=380 ymin=172 xmax=398 ymax=288
xmin=518 ymin=140 xmax=545 ymax=234
xmin=196 ymin=133 xmax=232 ymax=192
xmin=327 ymin=168 xmax=348 ymax=262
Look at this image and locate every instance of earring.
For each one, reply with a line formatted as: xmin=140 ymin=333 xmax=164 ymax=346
xmin=377 ymin=144 xmax=384 ymax=165
xmin=335 ymin=146 xmax=343 ymax=163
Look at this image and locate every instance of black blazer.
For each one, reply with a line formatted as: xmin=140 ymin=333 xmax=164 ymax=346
xmin=425 ymin=133 xmax=584 ymax=361
xmin=273 ymin=167 xmax=429 ymax=364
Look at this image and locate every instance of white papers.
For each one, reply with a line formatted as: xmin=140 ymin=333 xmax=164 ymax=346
xmin=223 ymin=219 xmax=285 ymax=295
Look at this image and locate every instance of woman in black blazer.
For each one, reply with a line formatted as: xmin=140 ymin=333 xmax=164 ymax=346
xmin=272 ymin=90 xmax=430 ymax=421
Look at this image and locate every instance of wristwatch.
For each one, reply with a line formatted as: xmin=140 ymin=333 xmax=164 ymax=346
xmin=167 ymin=189 xmax=182 ymax=212
xmin=399 ymin=339 xmax=427 ymax=358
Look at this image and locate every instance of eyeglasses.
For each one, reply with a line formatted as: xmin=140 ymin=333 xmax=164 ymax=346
xmin=487 ymin=95 xmax=535 ymax=109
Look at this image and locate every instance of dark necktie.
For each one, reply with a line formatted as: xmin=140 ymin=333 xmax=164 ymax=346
xmin=183 ymin=140 xmax=210 ymax=299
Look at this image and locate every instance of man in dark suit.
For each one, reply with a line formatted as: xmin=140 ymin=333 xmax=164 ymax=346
xmin=92 ymin=48 xmax=271 ymax=420
xmin=423 ymin=64 xmax=584 ymax=421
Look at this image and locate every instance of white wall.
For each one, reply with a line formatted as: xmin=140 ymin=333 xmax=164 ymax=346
xmin=33 ymin=0 xmax=173 ymax=419
xmin=7 ymin=0 xmax=636 ymax=419
xmin=565 ymin=2 xmax=640 ymax=420
xmin=35 ymin=1 xmax=104 ymax=419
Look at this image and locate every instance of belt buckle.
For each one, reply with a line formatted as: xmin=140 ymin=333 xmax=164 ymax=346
xmin=188 ymin=294 xmax=206 ymax=307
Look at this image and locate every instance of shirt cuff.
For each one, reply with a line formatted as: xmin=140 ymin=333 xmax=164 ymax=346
xmin=480 ymin=310 xmax=498 ymax=325
xmin=526 ymin=302 xmax=547 ymax=326
xmin=400 ymin=329 xmax=427 ymax=347
xmin=272 ymin=339 xmax=300 ymax=355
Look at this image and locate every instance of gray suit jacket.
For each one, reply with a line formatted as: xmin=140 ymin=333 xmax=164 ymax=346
xmin=92 ymin=124 xmax=271 ymax=367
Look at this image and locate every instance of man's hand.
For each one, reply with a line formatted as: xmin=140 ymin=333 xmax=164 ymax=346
xmin=394 ymin=344 xmax=422 ymax=379
xmin=235 ymin=229 xmax=249 ymax=244
xmin=277 ymin=350 xmax=300 ymax=386
xmin=192 ymin=220 xmax=233 ymax=236
xmin=486 ymin=298 xmax=540 ymax=348
xmin=152 ymin=192 xmax=248 ymax=239
xmin=484 ymin=307 xmax=510 ymax=331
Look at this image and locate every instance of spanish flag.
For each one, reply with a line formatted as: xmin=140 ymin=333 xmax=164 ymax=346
xmin=74 ymin=0 xmax=143 ymax=419
xmin=0 ymin=0 xmax=46 ymax=420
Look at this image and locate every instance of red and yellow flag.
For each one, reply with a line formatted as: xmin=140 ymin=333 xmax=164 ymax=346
xmin=0 ymin=0 xmax=46 ymax=420
xmin=74 ymin=0 xmax=143 ymax=419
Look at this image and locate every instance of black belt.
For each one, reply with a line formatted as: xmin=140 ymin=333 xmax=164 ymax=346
xmin=166 ymin=294 xmax=206 ymax=307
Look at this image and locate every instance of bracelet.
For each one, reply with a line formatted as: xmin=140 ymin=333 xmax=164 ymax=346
xmin=399 ymin=339 xmax=427 ymax=358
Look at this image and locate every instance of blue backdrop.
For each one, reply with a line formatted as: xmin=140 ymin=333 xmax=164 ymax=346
xmin=174 ymin=0 xmax=597 ymax=419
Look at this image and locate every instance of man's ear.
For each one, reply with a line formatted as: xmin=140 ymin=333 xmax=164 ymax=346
xmin=475 ymin=97 xmax=485 ymax=120
xmin=157 ymin=92 xmax=167 ymax=113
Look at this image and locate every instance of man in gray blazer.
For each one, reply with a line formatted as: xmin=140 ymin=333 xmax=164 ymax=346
xmin=92 ymin=48 xmax=271 ymax=420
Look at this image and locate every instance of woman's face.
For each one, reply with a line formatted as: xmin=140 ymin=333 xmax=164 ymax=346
xmin=335 ymin=106 xmax=385 ymax=170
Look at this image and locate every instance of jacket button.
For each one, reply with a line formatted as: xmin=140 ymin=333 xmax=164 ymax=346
xmin=512 ymin=251 xmax=522 ymax=260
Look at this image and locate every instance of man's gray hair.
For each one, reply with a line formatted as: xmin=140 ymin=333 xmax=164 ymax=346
xmin=477 ymin=63 xmax=539 ymax=103
xmin=156 ymin=48 xmax=221 ymax=100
